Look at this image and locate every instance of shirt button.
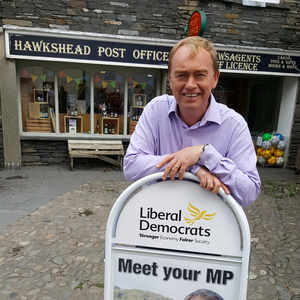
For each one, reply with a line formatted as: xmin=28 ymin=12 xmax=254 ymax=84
xmin=205 ymin=160 xmax=208 ymax=164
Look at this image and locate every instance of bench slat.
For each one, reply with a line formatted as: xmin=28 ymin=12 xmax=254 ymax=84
xmin=68 ymin=140 xmax=124 ymax=171
xmin=69 ymin=150 xmax=124 ymax=156
xmin=68 ymin=140 xmax=122 ymax=145
xmin=68 ymin=144 xmax=123 ymax=151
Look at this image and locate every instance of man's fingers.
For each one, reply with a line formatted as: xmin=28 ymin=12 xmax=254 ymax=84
xmin=221 ymin=183 xmax=230 ymax=195
xmin=204 ymin=177 xmax=215 ymax=192
xmin=170 ymin=165 xmax=179 ymax=181
xmin=156 ymin=155 xmax=173 ymax=168
xmin=178 ymin=168 xmax=185 ymax=180
xmin=204 ymin=177 xmax=219 ymax=193
xmin=162 ymin=161 xmax=178 ymax=180
xmin=210 ymin=180 xmax=221 ymax=194
xmin=198 ymin=175 xmax=224 ymax=194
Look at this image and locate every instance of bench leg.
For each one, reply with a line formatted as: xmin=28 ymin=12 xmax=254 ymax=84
xmin=70 ymin=157 xmax=73 ymax=171
xmin=119 ymin=155 xmax=123 ymax=171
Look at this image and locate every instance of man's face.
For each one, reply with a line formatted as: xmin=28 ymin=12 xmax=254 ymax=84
xmin=169 ymin=45 xmax=219 ymax=115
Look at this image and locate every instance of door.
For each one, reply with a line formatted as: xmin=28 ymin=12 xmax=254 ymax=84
xmin=246 ymin=77 xmax=281 ymax=134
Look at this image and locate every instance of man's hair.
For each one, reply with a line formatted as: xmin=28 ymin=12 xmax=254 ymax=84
xmin=184 ymin=289 xmax=224 ymax=300
xmin=168 ymin=36 xmax=219 ymax=75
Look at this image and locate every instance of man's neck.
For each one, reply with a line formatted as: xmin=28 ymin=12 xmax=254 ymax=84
xmin=178 ymin=100 xmax=210 ymax=127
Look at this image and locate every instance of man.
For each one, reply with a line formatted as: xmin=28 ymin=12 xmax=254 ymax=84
xmin=124 ymin=36 xmax=260 ymax=206
xmin=184 ymin=289 xmax=224 ymax=300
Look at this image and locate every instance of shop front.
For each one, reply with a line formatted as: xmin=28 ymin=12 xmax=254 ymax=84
xmin=213 ymin=48 xmax=300 ymax=167
xmin=2 ymin=25 xmax=300 ymax=169
xmin=2 ymin=26 xmax=174 ymax=168
xmin=6 ymin=26 xmax=173 ymax=137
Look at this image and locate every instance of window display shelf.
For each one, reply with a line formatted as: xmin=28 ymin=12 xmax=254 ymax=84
xmin=29 ymin=102 xmax=49 ymax=119
xmin=101 ymin=117 xmax=119 ymax=134
xmin=133 ymin=94 xmax=146 ymax=107
xmin=34 ymin=89 xmax=49 ymax=103
xmin=64 ymin=116 xmax=83 ymax=133
xmin=129 ymin=120 xmax=138 ymax=135
xmin=26 ymin=118 xmax=52 ymax=133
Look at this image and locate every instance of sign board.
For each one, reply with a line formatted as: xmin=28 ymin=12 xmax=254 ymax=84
xmin=105 ymin=173 xmax=251 ymax=300
xmin=217 ymin=50 xmax=300 ymax=75
xmin=7 ymin=32 xmax=171 ymax=68
xmin=6 ymin=28 xmax=299 ymax=75
xmin=185 ymin=11 xmax=206 ymax=37
xmin=113 ymin=249 xmax=240 ymax=299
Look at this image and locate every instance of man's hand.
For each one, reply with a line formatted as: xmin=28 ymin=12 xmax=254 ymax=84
xmin=156 ymin=145 xmax=204 ymax=180
xmin=196 ymin=166 xmax=230 ymax=195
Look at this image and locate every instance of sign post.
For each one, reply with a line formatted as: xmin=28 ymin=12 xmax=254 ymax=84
xmin=104 ymin=172 xmax=251 ymax=300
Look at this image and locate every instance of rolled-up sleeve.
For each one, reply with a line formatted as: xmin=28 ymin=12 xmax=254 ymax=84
xmin=198 ymin=124 xmax=260 ymax=207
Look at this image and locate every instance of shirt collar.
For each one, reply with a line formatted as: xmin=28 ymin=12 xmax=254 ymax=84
xmin=168 ymin=94 xmax=221 ymax=125
xmin=202 ymin=94 xmax=221 ymax=125
xmin=169 ymin=97 xmax=178 ymax=116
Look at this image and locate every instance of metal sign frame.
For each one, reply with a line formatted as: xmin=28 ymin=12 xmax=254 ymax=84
xmin=104 ymin=172 xmax=251 ymax=300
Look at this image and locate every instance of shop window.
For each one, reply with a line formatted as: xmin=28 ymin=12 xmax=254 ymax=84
xmin=242 ymin=0 xmax=281 ymax=7
xmin=20 ymin=67 xmax=55 ymax=133
xmin=94 ymin=71 xmax=124 ymax=134
xmin=128 ymin=73 xmax=157 ymax=134
xmin=212 ymin=77 xmax=248 ymax=116
xmin=58 ymin=69 xmax=90 ymax=133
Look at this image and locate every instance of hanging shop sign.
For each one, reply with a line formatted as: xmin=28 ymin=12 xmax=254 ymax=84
xmin=184 ymin=10 xmax=206 ymax=37
xmin=5 ymin=30 xmax=300 ymax=75
xmin=105 ymin=173 xmax=252 ymax=300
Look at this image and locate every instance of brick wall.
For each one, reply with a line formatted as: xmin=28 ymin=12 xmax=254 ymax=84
xmin=21 ymin=140 xmax=130 ymax=167
xmin=1 ymin=0 xmax=299 ymax=50
xmin=21 ymin=140 xmax=69 ymax=166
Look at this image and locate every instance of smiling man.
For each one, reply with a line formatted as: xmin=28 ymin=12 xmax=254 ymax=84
xmin=123 ymin=36 xmax=261 ymax=206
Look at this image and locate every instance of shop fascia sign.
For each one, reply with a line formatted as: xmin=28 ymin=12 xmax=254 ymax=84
xmin=6 ymin=30 xmax=172 ymax=69
xmin=217 ymin=49 xmax=300 ymax=76
xmin=5 ymin=27 xmax=300 ymax=75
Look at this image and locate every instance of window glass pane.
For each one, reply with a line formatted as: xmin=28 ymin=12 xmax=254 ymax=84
xmin=20 ymin=67 xmax=55 ymax=133
xmin=94 ymin=71 xmax=124 ymax=134
xmin=212 ymin=77 xmax=248 ymax=115
xmin=128 ymin=73 xmax=157 ymax=135
xmin=58 ymin=69 xmax=90 ymax=133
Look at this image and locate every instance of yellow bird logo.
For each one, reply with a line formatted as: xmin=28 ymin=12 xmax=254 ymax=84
xmin=184 ymin=202 xmax=216 ymax=225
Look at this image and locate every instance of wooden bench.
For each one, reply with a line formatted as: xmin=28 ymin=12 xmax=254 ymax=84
xmin=68 ymin=140 xmax=124 ymax=171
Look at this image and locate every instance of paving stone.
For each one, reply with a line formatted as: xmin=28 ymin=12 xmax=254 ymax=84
xmin=0 ymin=166 xmax=300 ymax=299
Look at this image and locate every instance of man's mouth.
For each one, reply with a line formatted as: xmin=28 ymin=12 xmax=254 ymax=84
xmin=183 ymin=93 xmax=199 ymax=97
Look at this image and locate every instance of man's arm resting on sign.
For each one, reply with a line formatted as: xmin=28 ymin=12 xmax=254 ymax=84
xmin=156 ymin=145 xmax=230 ymax=195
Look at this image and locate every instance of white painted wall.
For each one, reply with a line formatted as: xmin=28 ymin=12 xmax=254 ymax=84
xmin=277 ymin=77 xmax=298 ymax=137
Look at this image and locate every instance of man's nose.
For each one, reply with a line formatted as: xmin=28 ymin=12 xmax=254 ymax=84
xmin=185 ymin=76 xmax=197 ymax=89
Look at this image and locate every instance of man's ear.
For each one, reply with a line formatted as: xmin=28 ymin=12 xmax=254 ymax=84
xmin=168 ymin=75 xmax=172 ymax=90
xmin=213 ymin=70 xmax=220 ymax=89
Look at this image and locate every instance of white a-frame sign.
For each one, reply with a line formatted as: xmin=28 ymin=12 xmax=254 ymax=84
xmin=105 ymin=172 xmax=251 ymax=300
